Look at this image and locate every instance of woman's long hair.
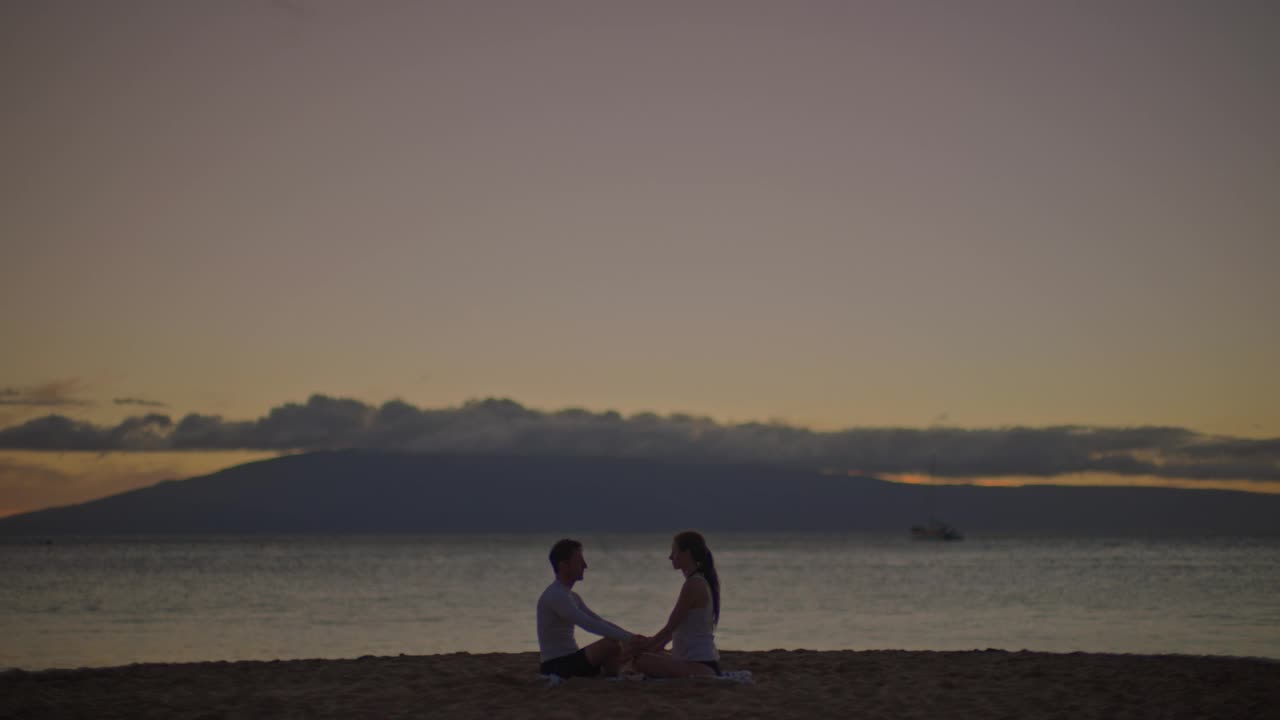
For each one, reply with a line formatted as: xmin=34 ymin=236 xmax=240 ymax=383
xmin=674 ymin=530 xmax=720 ymax=624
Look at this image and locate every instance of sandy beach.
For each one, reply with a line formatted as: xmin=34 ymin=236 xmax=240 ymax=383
xmin=3 ymin=649 xmax=1276 ymax=719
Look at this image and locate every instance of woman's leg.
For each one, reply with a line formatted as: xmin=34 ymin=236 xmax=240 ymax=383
xmin=633 ymin=652 xmax=717 ymax=678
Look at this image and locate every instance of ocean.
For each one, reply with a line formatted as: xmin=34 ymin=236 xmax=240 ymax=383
xmin=2 ymin=532 xmax=1277 ymax=670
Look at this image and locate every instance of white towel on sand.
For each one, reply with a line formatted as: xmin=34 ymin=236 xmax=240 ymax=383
xmin=541 ymin=670 xmax=752 ymax=688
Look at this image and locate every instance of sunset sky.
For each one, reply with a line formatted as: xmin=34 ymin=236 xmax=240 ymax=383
xmin=3 ymin=1 xmax=1278 ymax=515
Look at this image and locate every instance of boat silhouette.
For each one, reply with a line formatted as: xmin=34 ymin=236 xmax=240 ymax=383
xmin=911 ymin=457 xmax=963 ymax=540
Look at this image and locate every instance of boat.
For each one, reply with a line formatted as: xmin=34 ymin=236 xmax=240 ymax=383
xmin=910 ymin=457 xmax=963 ymax=540
xmin=911 ymin=516 xmax=964 ymax=541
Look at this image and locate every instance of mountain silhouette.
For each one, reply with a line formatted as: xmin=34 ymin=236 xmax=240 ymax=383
xmin=1 ymin=451 xmax=1276 ymax=535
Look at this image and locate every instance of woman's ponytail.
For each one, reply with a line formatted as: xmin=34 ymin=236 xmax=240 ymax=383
xmin=675 ymin=530 xmax=720 ymax=624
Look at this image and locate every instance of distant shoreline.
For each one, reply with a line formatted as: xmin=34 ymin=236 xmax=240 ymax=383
xmin=5 ymin=452 xmax=1279 ymax=536
xmin=4 ymin=649 xmax=1276 ymax=719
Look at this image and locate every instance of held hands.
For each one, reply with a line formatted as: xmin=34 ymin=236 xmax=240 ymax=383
xmin=623 ymin=634 xmax=649 ymax=659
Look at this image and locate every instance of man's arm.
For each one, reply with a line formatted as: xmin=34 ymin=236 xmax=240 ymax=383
xmin=576 ymin=596 xmax=632 ymax=639
xmin=547 ymin=591 xmax=631 ymax=641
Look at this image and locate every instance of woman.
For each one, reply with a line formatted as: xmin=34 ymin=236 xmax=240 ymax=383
xmin=632 ymin=530 xmax=721 ymax=677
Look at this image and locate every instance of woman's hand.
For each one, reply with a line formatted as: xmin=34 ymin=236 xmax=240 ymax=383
xmin=623 ymin=634 xmax=649 ymax=660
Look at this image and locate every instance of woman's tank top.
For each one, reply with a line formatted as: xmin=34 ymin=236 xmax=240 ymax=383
xmin=671 ymin=576 xmax=719 ymax=662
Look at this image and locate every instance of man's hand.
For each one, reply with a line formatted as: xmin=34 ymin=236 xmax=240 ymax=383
xmin=623 ymin=634 xmax=648 ymax=659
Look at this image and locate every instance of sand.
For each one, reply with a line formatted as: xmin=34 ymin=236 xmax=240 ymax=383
xmin=2 ymin=649 xmax=1276 ymax=719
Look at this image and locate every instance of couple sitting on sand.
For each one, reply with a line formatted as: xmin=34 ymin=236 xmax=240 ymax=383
xmin=536 ymin=531 xmax=720 ymax=679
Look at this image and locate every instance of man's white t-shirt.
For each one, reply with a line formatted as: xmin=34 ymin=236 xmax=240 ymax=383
xmin=536 ymin=581 xmax=631 ymax=661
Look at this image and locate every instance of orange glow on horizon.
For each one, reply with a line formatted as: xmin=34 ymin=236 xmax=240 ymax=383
xmin=0 ymin=450 xmax=286 ymax=518
xmin=869 ymin=472 xmax=1280 ymax=495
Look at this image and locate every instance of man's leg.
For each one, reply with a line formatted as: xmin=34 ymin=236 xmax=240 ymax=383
xmin=582 ymin=638 xmax=624 ymax=675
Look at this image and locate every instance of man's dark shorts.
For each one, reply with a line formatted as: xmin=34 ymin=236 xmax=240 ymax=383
xmin=539 ymin=648 xmax=601 ymax=678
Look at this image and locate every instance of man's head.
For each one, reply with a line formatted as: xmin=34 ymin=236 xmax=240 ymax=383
xmin=548 ymin=538 xmax=586 ymax=583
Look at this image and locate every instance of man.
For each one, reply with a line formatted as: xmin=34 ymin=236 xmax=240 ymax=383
xmin=536 ymin=538 xmax=641 ymax=677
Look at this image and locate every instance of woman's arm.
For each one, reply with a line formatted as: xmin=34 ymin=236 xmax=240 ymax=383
xmin=643 ymin=576 xmax=706 ymax=652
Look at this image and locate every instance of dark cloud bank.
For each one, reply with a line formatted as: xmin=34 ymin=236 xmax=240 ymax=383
xmin=0 ymin=395 xmax=1276 ymax=483
xmin=0 ymin=383 xmax=90 ymax=407
xmin=112 ymin=397 xmax=168 ymax=408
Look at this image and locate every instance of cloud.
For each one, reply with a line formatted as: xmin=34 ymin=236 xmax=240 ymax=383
xmin=0 ymin=395 xmax=1276 ymax=483
xmin=0 ymin=416 xmax=105 ymax=450
xmin=0 ymin=379 xmax=91 ymax=407
xmin=113 ymin=397 xmax=168 ymax=408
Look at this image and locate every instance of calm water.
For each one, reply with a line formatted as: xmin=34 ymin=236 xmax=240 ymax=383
xmin=2 ymin=533 xmax=1277 ymax=670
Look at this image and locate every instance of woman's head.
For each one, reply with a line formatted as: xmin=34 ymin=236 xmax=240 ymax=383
xmin=670 ymin=530 xmax=720 ymax=623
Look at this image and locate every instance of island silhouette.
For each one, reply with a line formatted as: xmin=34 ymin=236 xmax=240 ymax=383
xmin=2 ymin=451 xmax=1277 ymax=535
